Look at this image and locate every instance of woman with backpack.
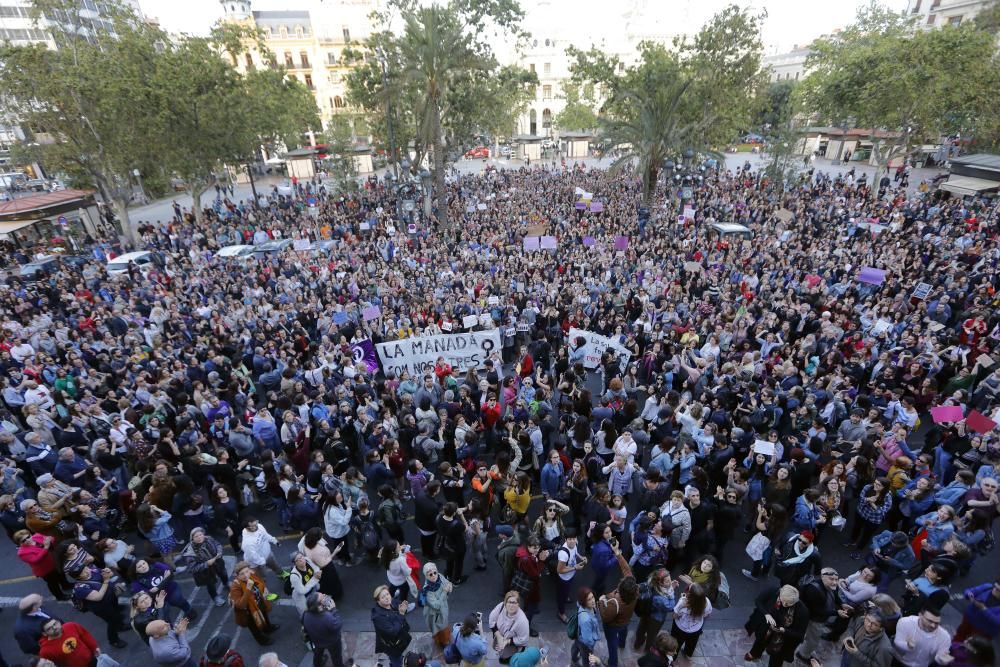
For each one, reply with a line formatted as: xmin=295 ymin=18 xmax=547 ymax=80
xmin=322 ymin=489 xmax=352 ymax=567
xmin=298 ymin=527 xmax=343 ymax=600
xmin=633 ymin=568 xmax=677 ymax=652
xmin=570 ymin=587 xmax=603 ymax=667
xmin=288 ymin=551 xmax=321 ymax=616
xmin=377 ymin=484 xmax=405 ymax=543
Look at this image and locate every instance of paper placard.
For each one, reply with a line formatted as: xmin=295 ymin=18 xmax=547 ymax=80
xmin=504 ymin=327 xmax=516 ymax=337
xmin=516 ymin=323 xmax=531 ymax=332
xmin=966 ymin=409 xmax=998 ymax=434
xmin=753 ymin=439 xmax=776 ymax=456
xmin=677 ymin=215 xmax=686 ymax=225
xmin=362 ymin=305 xmax=381 ymax=321
xmin=589 ymin=201 xmax=604 ymax=213
xmin=487 ymin=296 xmax=499 ymax=305
xmin=478 ymin=313 xmax=492 ymax=327
xmin=462 ymin=315 xmax=479 ymax=329
xmin=930 ymin=405 xmax=964 ymax=424
xmin=540 ymin=236 xmax=557 ymax=249
xmin=583 ymin=236 xmax=596 ymax=247
xmin=523 ymin=236 xmax=540 ymax=251
xmin=871 ymin=319 xmax=892 ymax=336
xmin=441 ymin=321 xmax=453 ymax=332
xmin=375 ymin=330 xmax=502 ymax=376
xmin=857 ymin=267 xmax=886 ymax=285
xmin=614 ymin=236 xmax=629 ymax=251
xmin=332 ymin=311 xmax=349 ymax=325
xmin=293 ymin=239 xmax=311 ymax=251
xmin=683 ymin=206 xmax=695 ymax=219
xmin=683 ymin=261 xmax=702 ymax=273
xmin=407 ymin=224 xmax=417 ymax=234
xmin=568 ymin=327 xmax=632 ymax=372
xmin=775 ymin=208 xmax=793 ymax=223
xmin=360 ymin=221 xmax=371 ymax=231
xmin=913 ymin=282 xmax=932 ymax=300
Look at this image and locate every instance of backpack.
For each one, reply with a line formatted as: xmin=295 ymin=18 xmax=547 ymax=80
xmin=200 ymin=654 xmax=243 ymax=667
xmin=442 ymin=622 xmax=463 ymax=664
xmin=634 ymin=581 xmax=653 ymax=618
xmin=566 ymin=610 xmax=580 ymax=640
xmin=283 ymin=571 xmax=294 ymax=596
xmin=360 ymin=519 xmax=380 ymax=551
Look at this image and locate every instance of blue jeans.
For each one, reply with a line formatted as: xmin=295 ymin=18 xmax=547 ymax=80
xmin=604 ymin=624 xmax=628 ymax=667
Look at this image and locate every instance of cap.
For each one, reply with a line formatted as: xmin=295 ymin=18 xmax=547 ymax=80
xmin=205 ymin=634 xmax=232 ymax=660
xmin=495 ymin=525 xmax=514 ymax=537
xmin=799 ymin=530 xmax=815 ymax=542
xmin=35 ymin=473 xmax=53 ymax=486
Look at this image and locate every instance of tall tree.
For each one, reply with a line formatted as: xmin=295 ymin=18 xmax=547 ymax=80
xmin=553 ymin=82 xmax=599 ymax=132
xmin=800 ymin=2 xmax=1000 ymax=176
xmin=569 ymin=4 xmax=766 ymax=204
xmin=0 ymin=0 xmax=165 ymax=239
xmin=345 ymin=0 xmax=533 ymax=228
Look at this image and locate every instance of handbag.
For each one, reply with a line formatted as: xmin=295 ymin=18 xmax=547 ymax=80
xmin=96 ymin=655 xmax=121 ymax=667
xmin=830 ymin=514 xmax=847 ymax=530
xmin=745 ymin=533 xmax=770 ymax=561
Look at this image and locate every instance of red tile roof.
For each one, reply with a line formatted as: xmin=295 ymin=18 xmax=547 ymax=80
xmin=0 ymin=189 xmax=94 ymax=217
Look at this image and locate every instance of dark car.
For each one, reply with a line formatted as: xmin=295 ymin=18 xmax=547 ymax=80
xmin=19 ymin=256 xmax=61 ymax=282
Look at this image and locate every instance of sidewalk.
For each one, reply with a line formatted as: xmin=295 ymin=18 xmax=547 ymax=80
xmin=337 ymin=629 xmax=844 ymax=666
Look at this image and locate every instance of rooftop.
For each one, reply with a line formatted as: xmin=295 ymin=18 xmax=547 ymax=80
xmin=0 ymin=189 xmax=94 ymax=218
xmin=950 ymin=153 xmax=1000 ymax=172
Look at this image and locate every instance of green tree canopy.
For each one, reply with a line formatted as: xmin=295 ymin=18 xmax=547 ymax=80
xmin=799 ymin=2 xmax=1000 ymax=168
xmin=553 ymin=82 xmax=598 ymax=132
xmin=345 ymin=0 xmax=535 ymax=227
xmin=568 ymin=4 xmax=767 ymax=204
xmin=0 ymin=0 xmax=319 ymax=236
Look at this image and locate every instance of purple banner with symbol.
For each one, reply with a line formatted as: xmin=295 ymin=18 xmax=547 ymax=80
xmin=857 ymin=267 xmax=886 ymax=285
xmin=350 ymin=339 xmax=380 ymax=372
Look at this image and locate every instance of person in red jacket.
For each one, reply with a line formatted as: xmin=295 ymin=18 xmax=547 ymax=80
xmin=517 ymin=345 xmax=533 ymax=378
xmin=16 ymin=530 xmax=67 ymax=600
xmin=480 ymin=394 xmax=501 ymax=430
xmin=37 ymin=619 xmax=100 ymax=667
xmin=514 ymin=536 xmax=549 ymax=638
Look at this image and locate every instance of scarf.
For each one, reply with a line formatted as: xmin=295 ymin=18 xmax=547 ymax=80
xmin=192 ymin=537 xmax=220 ymax=562
xmin=780 ymin=537 xmax=815 ymax=566
xmin=422 ymin=576 xmax=442 ymax=594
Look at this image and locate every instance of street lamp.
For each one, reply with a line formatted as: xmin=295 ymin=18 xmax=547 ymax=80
xmin=419 ymin=168 xmax=432 ymax=220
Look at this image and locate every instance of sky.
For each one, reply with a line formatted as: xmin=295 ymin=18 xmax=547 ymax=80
xmin=137 ymin=0 xmax=908 ymax=54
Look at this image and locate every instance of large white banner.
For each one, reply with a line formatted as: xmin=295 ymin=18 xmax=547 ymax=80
xmin=376 ymin=331 xmax=502 ymax=377
xmin=568 ymin=327 xmax=632 ymax=371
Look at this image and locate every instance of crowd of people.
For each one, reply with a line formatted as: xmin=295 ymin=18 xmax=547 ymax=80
xmin=1 ymin=156 xmax=999 ymax=667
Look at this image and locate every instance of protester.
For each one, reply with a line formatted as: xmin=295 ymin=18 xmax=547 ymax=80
xmin=37 ymin=619 xmax=100 ymax=667
xmin=146 ymin=618 xmax=196 ymax=667
xmin=488 ymin=590 xmax=530 ymax=663
xmin=229 ymin=561 xmax=279 ymax=646
xmin=372 ymin=584 xmax=412 ymax=667
xmin=744 ymin=584 xmax=809 ymax=667
xmin=301 ymin=592 xmax=345 ymax=667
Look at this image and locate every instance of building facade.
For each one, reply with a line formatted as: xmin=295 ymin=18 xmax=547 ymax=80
xmin=220 ymin=0 xmax=378 ymax=131
xmin=905 ymin=0 xmax=993 ymax=28
xmin=762 ymin=45 xmax=812 ymax=83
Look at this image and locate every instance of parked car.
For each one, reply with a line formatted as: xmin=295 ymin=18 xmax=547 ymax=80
xmin=251 ymin=239 xmax=293 ymax=257
xmin=19 ymin=256 xmax=61 ymax=282
xmin=106 ymin=250 xmax=156 ymax=276
xmin=742 ymin=133 xmax=765 ymax=144
xmin=499 ymin=145 xmax=512 ymax=157
xmin=464 ymin=146 xmax=490 ymax=159
xmin=216 ymin=244 xmax=255 ymax=260
xmin=541 ymin=139 xmax=555 ymax=150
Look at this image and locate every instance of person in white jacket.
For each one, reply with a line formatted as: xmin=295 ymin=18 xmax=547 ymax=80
xmin=322 ymin=491 xmax=353 ymax=566
xmin=288 ymin=551 xmax=321 ymax=615
xmin=240 ymin=516 xmax=287 ymax=584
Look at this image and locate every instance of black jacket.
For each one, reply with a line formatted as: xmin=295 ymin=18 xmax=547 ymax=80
xmin=301 ymin=607 xmax=343 ymax=649
xmin=372 ymin=604 xmax=410 ymax=655
xmin=800 ymin=580 xmax=840 ymax=623
xmin=414 ymin=493 xmax=442 ymax=532
xmin=745 ymin=587 xmax=809 ymax=663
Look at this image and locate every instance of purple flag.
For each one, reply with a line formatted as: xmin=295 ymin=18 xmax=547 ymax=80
xmin=857 ymin=267 xmax=886 ymax=285
xmin=523 ymin=236 xmax=540 ymax=250
xmin=574 ymin=201 xmax=587 ymax=210
xmin=589 ymin=201 xmax=604 ymax=213
xmin=350 ymin=339 xmax=379 ymax=372
xmin=583 ymin=236 xmax=596 ymax=247
xmin=362 ymin=305 xmax=381 ymax=321
xmin=540 ymin=236 xmax=557 ymax=249
xmin=614 ymin=236 xmax=629 ymax=250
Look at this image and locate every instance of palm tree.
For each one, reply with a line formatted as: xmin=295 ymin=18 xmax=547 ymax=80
xmin=397 ymin=5 xmax=484 ymax=229
xmin=599 ymin=77 xmax=715 ymax=206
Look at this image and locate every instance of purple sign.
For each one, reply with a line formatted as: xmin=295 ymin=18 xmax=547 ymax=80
xmin=589 ymin=201 xmax=604 ymax=213
xmin=540 ymin=236 xmax=557 ymax=249
xmin=582 ymin=236 xmax=596 ymax=247
xmin=857 ymin=267 xmax=886 ymax=285
xmin=362 ymin=305 xmax=381 ymax=321
xmin=350 ymin=339 xmax=379 ymax=372
xmin=614 ymin=236 xmax=629 ymax=251
xmin=575 ymin=201 xmax=587 ymax=210
xmin=523 ymin=236 xmax=540 ymax=250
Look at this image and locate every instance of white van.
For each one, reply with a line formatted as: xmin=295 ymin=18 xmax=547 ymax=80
xmin=106 ymin=251 xmax=156 ymax=276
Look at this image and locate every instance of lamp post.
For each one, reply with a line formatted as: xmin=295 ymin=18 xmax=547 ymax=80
xmin=419 ymin=168 xmax=432 ymax=220
xmin=663 ymin=149 xmax=701 ymax=220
